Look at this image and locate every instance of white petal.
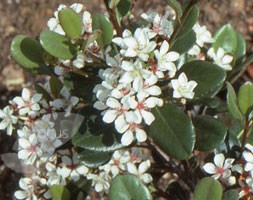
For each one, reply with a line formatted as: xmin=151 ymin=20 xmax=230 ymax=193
xmin=15 ymin=191 xmax=28 ymax=199
xmin=121 ymin=131 xmax=134 ymax=146
xmin=127 ymin=163 xmax=138 ymax=174
xmin=214 ymin=153 xmax=225 ymax=168
xmin=160 ymin=41 xmax=169 ymax=55
xmin=141 ymin=110 xmax=155 ymax=125
xmin=22 ymin=88 xmax=31 ymax=101
xmin=102 ymin=110 xmax=118 ymax=123
xmin=139 ymin=160 xmax=150 ymax=174
xmin=18 ymin=149 xmax=30 ymax=160
xmin=135 ymin=129 xmax=147 ymax=143
xmin=106 ymin=98 xmax=121 ymax=109
xmin=203 ymin=163 xmax=216 ymax=174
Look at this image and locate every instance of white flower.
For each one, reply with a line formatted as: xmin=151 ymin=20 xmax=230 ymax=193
xmin=82 ymin=11 xmax=92 ymax=33
xmin=154 ymin=41 xmax=179 ymax=76
xmin=193 ymin=23 xmax=215 ymax=47
xmin=113 ymin=28 xmax=156 ymax=61
xmin=18 ymin=134 xmax=42 ymax=165
xmin=203 ymin=153 xmax=234 ymax=179
xmin=87 ymin=172 xmax=111 ymax=193
xmin=59 ymin=153 xmax=89 ymax=182
xmin=141 ymin=12 xmax=173 ymax=37
xmin=207 ymin=47 xmax=233 ymax=71
xmin=127 ymin=160 xmax=153 ymax=184
xmin=171 ymin=73 xmax=197 ymax=100
xmin=100 ymin=150 xmax=131 ymax=177
xmin=0 ymin=106 xmax=18 ymax=135
xmin=242 ymin=144 xmax=253 ymax=172
xmin=12 ymin=88 xmax=42 ymax=117
xmin=52 ymin=87 xmax=79 ymax=117
xmin=14 ymin=178 xmax=38 ymax=200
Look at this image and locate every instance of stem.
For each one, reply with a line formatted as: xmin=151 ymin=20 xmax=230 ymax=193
xmin=241 ymin=119 xmax=250 ymax=150
xmin=103 ymin=0 xmax=122 ymax=36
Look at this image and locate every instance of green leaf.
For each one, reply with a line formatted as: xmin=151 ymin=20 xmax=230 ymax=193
xmin=222 ymin=189 xmax=239 ymax=200
xmin=117 ymin=0 xmax=131 ymax=17
xmin=234 ymin=32 xmax=246 ymax=61
xmin=238 ymin=82 xmax=253 ymax=115
xmin=78 ymin=149 xmax=112 ymax=168
xmin=40 ymin=30 xmax=77 ymax=60
xmin=72 ymin=107 xmax=123 ymax=152
xmin=109 ymin=174 xmax=152 ymax=200
xmin=226 ymin=82 xmax=244 ymax=121
xmin=170 ymin=30 xmax=196 ymax=54
xmin=92 ymin=14 xmax=113 ymax=50
xmin=213 ymin=24 xmax=238 ymax=54
xmin=11 ymin=35 xmax=45 ymax=69
xmin=193 ymin=115 xmax=227 ymax=151
xmin=49 ymin=76 xmax=63 ymax=98
xmin=176 ymin=5 xmax=199 ymax=38
xmin=180 ymin=61 xmax=226 ymax=99
xmin=194 ymin=177 xmax=222 ymax=200
xmin=35 ymin=84 xmax=52 ymax=101
xmin=58 ymin=8 xmax=82 ymax=38
xmin=49 ymin=185 xmax=70 ymax=200
xmin=165 ymin=0 xmax=182 ymax=19
xmin=150 ymin=103 xmax=195 ymax=160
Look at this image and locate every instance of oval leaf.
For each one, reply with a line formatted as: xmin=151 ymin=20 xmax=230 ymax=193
xmin=226 ymin=82 xmax=244 ymax=121
xmin=193 ymin=115 xmax=227 ymax=151
xmin=194 ymin=177 xmax=222 ymax=200
xmin=213 ymin=24 xmax=237 ymax=54
xmin=222 ymin=189 xmax=239 ymax=200
xmin=49 ymin=185 xmax=70 ymax=200
xmin=11 ymin=35 xmax=45 ymax=69
xmin=40 ymin=30 xmax=76 ymax=60
xmin=180 ymin=61 xmax=226 ymax=99
xmin=150 ymin=103 xmax=195 ymax=160
xmin=58 ymin=8 xmax=82 ymax=38
xmin=92 ymin=14 xmax=113 ymax=50
xmin=238 ymin=82 xmax=253 ymax=115
xmin=109 ymin=174 xmax=152 ymax=200
xmin=170 ymin=30 xmax=196 ymax=54
xmin=78 ymin=149 xmax=112 ymax=169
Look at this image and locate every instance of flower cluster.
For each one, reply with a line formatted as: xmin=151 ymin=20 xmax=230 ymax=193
xmin=202 ymin=144 xmax=253 ymax=199
xmin=93 ymin=17 xmax=198 ymax=146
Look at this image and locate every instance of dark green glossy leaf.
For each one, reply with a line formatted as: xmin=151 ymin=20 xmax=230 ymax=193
xmin=180 ymin=61 xmax=226 ymax=99
xmin=194 ymin=177 xmax=222 ymax=200
xmin=92 ymin=14 xmax=113 ymax=50
xmin=58 ymin=8 xmax=82 ymax=38
xmin=40 ymin=30 xmax=77 ymax=60
xmin=222 ymin=189 xmax=239 ymax=200
xmin=49 ymin=185 xmax=70 ymax=200
xmin=49 ymin=76 xmax=63 ymax=98
xmin=109 ymin=174 xmax=152 ymax=200
xmin=117 ymin=0 xmax=131 ymax=17
xmin=78 ymin=149 xmax=112 ymax=168
xmin=176 ymin=5 xmax=199 ymax=38
xmin=213 ymin=24 xmax=237 ymax=54
xmin=234 ymin=32 xmax=246 ymax=62
xmin=35 ymin=84 xmax=52 ymax=101
xmin=193 ymin=115 xmax=227 ymax=151
xmin=170 ymin=30 xmax=196 ymax=54
xmin=11 ymin=35 xmax=45 ymax=69
xmin=226 ymin=82 xmax=244 ymax=121
xmin=238 ymin=82 xmax=253 ymax=115
xmin=150 ymin=103 xmax=195 ymax=160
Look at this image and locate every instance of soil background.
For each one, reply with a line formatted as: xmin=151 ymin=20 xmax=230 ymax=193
xmin=0 ymin=0 xmax=253 ymax=199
